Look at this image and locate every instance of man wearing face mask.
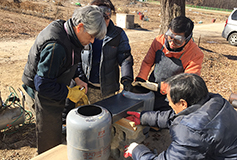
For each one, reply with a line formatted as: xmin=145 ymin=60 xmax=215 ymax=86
xmin=132 ymin=16 xmax=204 ymax=111
xmin=63 ymin=0 xmax=133 ymax=107
xmin=78 ymin=0 xmax=134 ymax=103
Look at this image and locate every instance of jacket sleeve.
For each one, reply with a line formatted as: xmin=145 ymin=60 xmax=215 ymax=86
xmin=183 ymin=50 xmax=204 ymax=76
xmin=140 ymin=110 xmax=174 ymax=128
xmin=132 ymin=121 xmax=207 ymax=160
xmin=132 ymin=140 xmax=205 ymax=160
xmin=34 ymin=43 xmax=68 ymax=100
xmin=136 ymin=37 xmax=161 ymax=80
xmin=117 ymin=30 xmax=134 ymax=81
xmin=132 ymin=144 xmax=160 ymax=160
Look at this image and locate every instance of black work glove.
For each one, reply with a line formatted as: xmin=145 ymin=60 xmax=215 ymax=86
xmin=135 ymin=77 xmax=146 ymax=82
xmin=122 ymin=79 xmax=133 ymax=91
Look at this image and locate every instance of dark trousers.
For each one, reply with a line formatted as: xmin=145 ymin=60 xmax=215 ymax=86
xmin=35 ymin=91 xmax=65 ymax=154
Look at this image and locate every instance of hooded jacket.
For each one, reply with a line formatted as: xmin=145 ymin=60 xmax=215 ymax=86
xmin=132 ymin=93 xmax=237 ymax=159
xmin=77 ymin=20 xmax=133 ymax=96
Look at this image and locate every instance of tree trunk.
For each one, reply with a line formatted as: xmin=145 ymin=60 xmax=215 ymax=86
xmin=159 ymin=0 xmax=185 ymax=35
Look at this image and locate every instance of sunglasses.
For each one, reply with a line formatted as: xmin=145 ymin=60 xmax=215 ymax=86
xmin=164 ymin=30 xmax=186 ymax=46
xmin=99 ymin=6 xmax=111 ymax=20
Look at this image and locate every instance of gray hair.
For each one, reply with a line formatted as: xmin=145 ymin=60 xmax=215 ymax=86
xmin=71 ymin=5 xmax=107 ymax=40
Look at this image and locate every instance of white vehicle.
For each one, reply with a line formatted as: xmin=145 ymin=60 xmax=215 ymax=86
xmin=222 ymin=8 xmax=237 ymax=46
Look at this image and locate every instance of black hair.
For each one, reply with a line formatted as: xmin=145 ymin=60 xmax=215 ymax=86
xmin=168 ymin=16 xmax=194 ymax=38
xmin=90 ymin=0 xmax=115 ymax=13
xmin=164 ymin=73 xmax=208 ymax=107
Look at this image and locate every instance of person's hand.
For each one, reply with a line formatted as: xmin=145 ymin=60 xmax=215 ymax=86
xmin=126 ymin=111 xmax=141 ymax=125
xmin=122 ymin=78 xmax=133 ymax=91
xmin=124 ymin=142 xmax=139 ymax=158
xmin=132 ymin=80 xmax=158 ymax=91
xmin=74 ymin=77 xmax=88 ymax=93
xmin=67 ymin=85 xmax=87 ymax=103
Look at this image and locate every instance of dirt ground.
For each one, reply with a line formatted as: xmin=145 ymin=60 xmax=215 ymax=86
xmin=0 ymin=0 xmax=237 ymax=159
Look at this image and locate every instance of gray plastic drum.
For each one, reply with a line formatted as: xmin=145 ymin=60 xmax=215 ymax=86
xmin=66 ymin=104 xmax=112 ymax=160
xmin=122 ymin=86 xmax=155 ymax=111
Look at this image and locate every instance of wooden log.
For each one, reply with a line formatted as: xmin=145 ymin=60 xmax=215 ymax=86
xmin=115 ymin=118 xmax=137 ymax=131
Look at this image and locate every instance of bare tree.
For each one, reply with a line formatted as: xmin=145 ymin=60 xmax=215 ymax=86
xmin=159 ymin=0 xmax=185 ymax=34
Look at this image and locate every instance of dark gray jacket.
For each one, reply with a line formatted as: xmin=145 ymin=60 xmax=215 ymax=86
xmin=133 ymin=93 xmax=237 ymax=159
xmin=78 ymin=20 xmax=133 ymax=96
